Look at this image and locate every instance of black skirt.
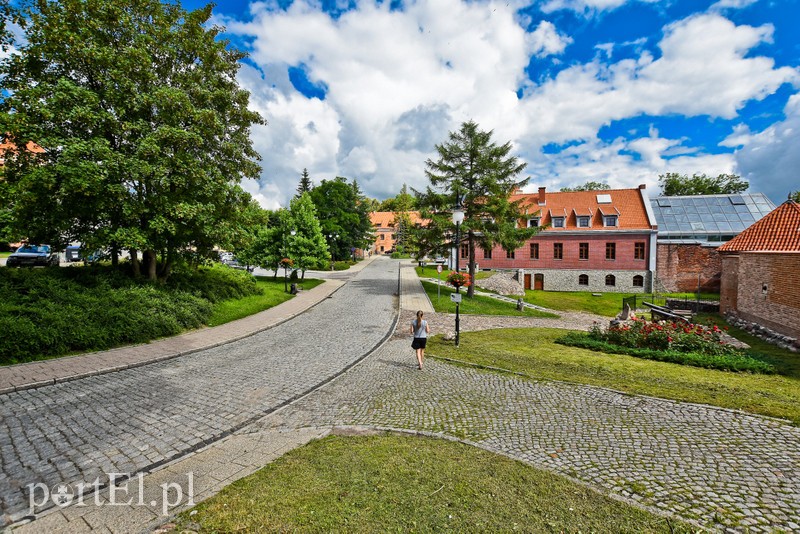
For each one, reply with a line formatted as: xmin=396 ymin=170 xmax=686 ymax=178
xmin=412 ymin=337 xmax=427 ymax=349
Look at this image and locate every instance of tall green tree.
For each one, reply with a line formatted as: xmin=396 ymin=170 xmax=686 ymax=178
xmin=296 ymin=168 xmax=312 ymax=197
xmin=288 ymin=192 xmax=330 ymax=278
xmin=417 ymin=120 xmax=538 ymax=298
xmin=0 ymin=0 xmax=263 ymax=280
xmin=379 ymin=183 xmax=416 ymax=211
xmin=560 ymin=181 xmax=610 ymax=192
xmin=310 ymin=177 xmax=373 ymax=261
xmin=658 ymin=173 xmax=748 ymax=196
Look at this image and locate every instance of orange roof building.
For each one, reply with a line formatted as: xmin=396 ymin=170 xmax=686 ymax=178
xmin=368 ymin=211 xmax=424 ymax=255
xmin=718 ymin=200 xmax=800 ymax=340
xmin=0 ymin=138 xmax=45 ymax=167
xmin=472 ymin=185 xmax=658 ymax=293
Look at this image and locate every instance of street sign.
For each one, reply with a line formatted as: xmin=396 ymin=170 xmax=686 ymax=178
xmin=450 ymin=293 xmax=462 ymax=303
xmin=437 ymin=264 xmax=442 ymax=274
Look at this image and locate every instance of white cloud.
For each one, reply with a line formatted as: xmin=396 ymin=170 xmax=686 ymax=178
xmin=223 ymin=3 xmax=796 ymax=207
xmin=541 ymin=0 xmax=660 ymax=15
xmin=729 ymin=92 xmax=800 ymax=203
xmin=710 ymin=0 xmax=759 ymax=11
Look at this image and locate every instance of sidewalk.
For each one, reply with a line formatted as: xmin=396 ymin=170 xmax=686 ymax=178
xmin=0 ymin=257 xmax=377 ymax=395
xmin=399 ymin=261 xmax=434 ymax=313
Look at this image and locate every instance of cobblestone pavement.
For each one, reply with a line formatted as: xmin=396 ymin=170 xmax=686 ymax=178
xmin=259 ymin=335 xmax=800 ymax=532
xmin=0 ymin=258 xmax=399 ymax=524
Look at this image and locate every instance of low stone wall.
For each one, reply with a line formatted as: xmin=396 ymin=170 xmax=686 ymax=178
xmin=532 ymin=268 xmax=652 ymax=293
xmin=665 ymin=299 xmax=720 ymax=313
xmin=725 ymin=312 xmax=800 ymax=353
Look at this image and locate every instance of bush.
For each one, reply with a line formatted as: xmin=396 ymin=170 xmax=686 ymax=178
xmin=555 ymin=330 xmax=776 ymax=374
xmin=0 ymin=265 xmax=257 ymax=364
xmin=333 ymin=261 xmax=351 ymax=270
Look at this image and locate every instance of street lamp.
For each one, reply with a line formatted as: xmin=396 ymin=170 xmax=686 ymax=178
xmin=328 ymin=233 xmax=339 ymax=270
xmin=283 ymin=229 xmax=296 ymax=292
xmin=452 ymin=205 xmax=465 ymax=347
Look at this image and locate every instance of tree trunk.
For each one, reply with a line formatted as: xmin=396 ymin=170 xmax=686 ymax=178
xmin=111 ymin=247 xmax=119 ymax=267
xmin=130 ymin=249 xmax=140 ymax=278
xmin=467 ymin=231 xmax=476 ymax=298
xmin=301 ymin=269 xmax=306 ymax=280
xmin=144 ymin=250 xmax=157 ymax=281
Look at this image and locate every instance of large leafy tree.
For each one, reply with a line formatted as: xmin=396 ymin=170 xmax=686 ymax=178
xmin=659 ymin=173 xmax=748 ymax=196
xmin=309 ymin=177 xmax=373 ymax=261
xmin=417 ymin=120 xmax=537 ymax=298
xmin=288 ymin=192 xmax=329 ymax=278
xmin=0 ymin=0 xmax=263 ymax=281
xmin=560 ymin=181 xmax=610 ymax=192
xmin=379 ymin=183 xmax=416 ymax=211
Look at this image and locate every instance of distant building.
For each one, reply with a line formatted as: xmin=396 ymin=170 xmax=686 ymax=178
xmin=368 ymin=211 xmax=423 ymax=255
xmin=0 ymin=138 xmax=45 ymax=167
xmin=475 ymin=186 xmax=657 ymax=293
xmin=718 ymin=200 xmax=800 ymax=339
xmin=650 ymin=194 xmax=777 ymax=292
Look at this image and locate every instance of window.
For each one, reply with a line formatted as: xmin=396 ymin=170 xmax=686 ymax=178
xmin=553 ymin=243 xmax=563 ymax=260
xmin=603 ymin=215 xmax=618 ymax=227
xmin=483 ymin=247 xmax=492 ymax=259
xmin=606 ymin=242 xmax=616 ymax=260
xmin=530 ymin=243 xmax=539 ymax=260
xmin=578 ymin=274 xmax=589 ymax=286
xmin=577 ymin=216 xmax=591 ymax=228
xmin=380 ymin=234 xmax=384 ymax=240
xmin=634 ymin=242 xmax=645 ymax=260
xmin=528 ymin=217 xmax=540 ymax=227
xmin=506 ymin=249 xmax=516 ymax=259
xmin=633 ymin=275 xmax=644 ymax=287
xmin=579 ymin=243 xmax=589 ymax=260
xmin=605 ymin=274 xmax=616 ymax=286
xmin=597 ymin=194 xmax=612 ymax=204
xmin=460 ymin=243 xmax=469 ymax=259
xmin=552 ymin=217 xmax=565 ymax=228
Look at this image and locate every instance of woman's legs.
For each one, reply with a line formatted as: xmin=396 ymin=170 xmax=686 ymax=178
xmin=416 ymin=347 xmax=424 ymax=369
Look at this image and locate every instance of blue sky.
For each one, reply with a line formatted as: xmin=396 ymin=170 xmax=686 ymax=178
xmin=180 ymin=0 xmax=799 ymax=208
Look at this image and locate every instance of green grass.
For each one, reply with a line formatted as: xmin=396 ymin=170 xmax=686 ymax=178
xmin=523 ymin=290 xmax=720 ymax=317
xmin=207 ymin=277 xmax=323 ymax=326
xmin=416 ymin=265 xmax=493 ymax=280
xmin=428 ymin=327 xmax=800 ymax=424
xmin=422 ymin=280 xmax=558 ymax=318
xmin=174 ymin=433 xmax=691 ymax=533
xmin=0 ymin=252 xmax=11 ymax=258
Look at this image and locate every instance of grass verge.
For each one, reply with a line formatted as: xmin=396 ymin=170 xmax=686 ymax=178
xmin=173 ymin=433 xmax=691 ymax=533
xmin=207 ymin=277 xmax=323 ymax=326
xmin=428 ymin=327 xmax=800 ymax=424
xmin=421 ymin=280 xmax=558 ymax=318
xmin=523 ymin=290 xmax=720 ymax=317
xmin=416 ymin=265 xmax=492 ymax=280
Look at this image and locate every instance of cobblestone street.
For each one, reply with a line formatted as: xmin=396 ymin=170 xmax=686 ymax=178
xmin=0 ymin=258 xmax=399 ymax=523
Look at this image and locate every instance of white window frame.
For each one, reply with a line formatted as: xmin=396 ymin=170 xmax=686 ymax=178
xmin=603 ymin=215 xmax=618 ymax=227
xmin=552 ymin=217 xmax=565 ymax=228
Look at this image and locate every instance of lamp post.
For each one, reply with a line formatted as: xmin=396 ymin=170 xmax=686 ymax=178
xmin=452 ymin=206 xmax=465 ymax=347
xmin=328 ymin=233 xmax=338 ymax=270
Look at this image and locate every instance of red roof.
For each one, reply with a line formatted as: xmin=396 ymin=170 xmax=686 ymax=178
xmin=369 ymin=211 xmax=424 ymax=228
xmin=0 ymin=138 xmax=45 ymax=166
xmin=717 ymin=201 xmax=800 ymax=252
xmin=511 ymin=187 xmax=654 ymax=231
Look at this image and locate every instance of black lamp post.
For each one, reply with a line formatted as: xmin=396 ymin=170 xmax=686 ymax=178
xmin=328 ymin=233 xmax=338 ymax=270
xmin=283 ymin=229 xmax=296 ymax=292
xmin=452 ymin=206 xmax=465 ymax=347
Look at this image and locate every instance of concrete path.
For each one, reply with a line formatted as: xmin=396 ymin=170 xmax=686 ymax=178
xmin=0 ymin=257 xmax=398 ymax=527
xmin=0 ymin=257 xmax=377 ymax=395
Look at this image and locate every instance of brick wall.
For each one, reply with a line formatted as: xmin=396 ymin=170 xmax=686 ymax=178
xmin=656 ymin=243 xmax=721 ymax=293
xmin=719 ymin=255 xmax=738 ymax=314
xmin=730 ymin=252 xmax=800 ymax=338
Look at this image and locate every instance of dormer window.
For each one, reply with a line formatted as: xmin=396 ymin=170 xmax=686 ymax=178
xmin=528 ymin=217 xmax=540 ymax=227
xmin=603 ymin=215 xmax=618 ymax=227
xmin=552 ymin=217 xmax=565 ymax=228
xmin=577 ymin=216 xmax=591 ymax=228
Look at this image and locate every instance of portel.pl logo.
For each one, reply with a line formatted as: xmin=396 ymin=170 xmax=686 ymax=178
xmin=27 ymin=472 xmax=194 ymax=516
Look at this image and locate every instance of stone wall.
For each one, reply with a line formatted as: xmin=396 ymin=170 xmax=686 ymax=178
xmin=656 ymin=243 xmax=721 ymax=293
xmin=730 ymin=252 xmax=800 ymax=339
xmin=719 ymin=254 xmax=739 ymax=315
xmin=524 ymin=269 xmax=652 ymax=293
xmin=476 ymin=271 xmax=525 ymax=296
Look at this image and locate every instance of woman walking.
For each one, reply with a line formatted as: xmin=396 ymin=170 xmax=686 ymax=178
xmin=410 ymin=310 xmax=430 ymax=370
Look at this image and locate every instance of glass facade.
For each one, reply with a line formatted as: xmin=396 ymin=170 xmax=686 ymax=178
xmin=650 ymin=193 xmax=776 ymax=245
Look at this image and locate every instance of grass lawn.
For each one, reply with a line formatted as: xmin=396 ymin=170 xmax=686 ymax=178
xmin=428 ymin=327 xmax=800 ymax=425
xmin=0 ymin=252 xmax=10 ymax=258
xmin=422 ymin=280 xmax=558 ymax=318
xmin=416 ymin=264 xmax=492 ymax=280
xmin=173 ymin=433 xmax=690 ymax=533
xmin=207 ymin=277 xmax=323 ymax=326
xmin=523 ymin=290 xmax=720 ymax=317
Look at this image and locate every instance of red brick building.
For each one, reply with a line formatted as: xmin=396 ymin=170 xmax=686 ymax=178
xmin=718 ymin=200 xmax=800 ymax=339
xmin=472 ymin=186 xmax=658 ymax=292
xmin=368 ymin=211 xmax=423 ymax=255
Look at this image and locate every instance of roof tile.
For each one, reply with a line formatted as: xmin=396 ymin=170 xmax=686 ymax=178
xmin=717 ymin=201 xmax=800 ymax=252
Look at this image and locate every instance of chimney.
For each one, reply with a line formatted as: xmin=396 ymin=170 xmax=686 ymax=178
xmin=638 ymin=184 xmax=646 ymax=189
xmin=538 ymin=186 xmax=546 ymax=205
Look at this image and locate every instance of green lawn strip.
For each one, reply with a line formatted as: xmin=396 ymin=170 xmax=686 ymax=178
xmin=415 ymin=265 xmax=492 ymax=280
xmin=523 ymin=290 xmax=720 ymax=317
xmin=0 ymin=252 xmax=11 ymax=258
xmin=421 ymin=280 xmax=558 ymax=318
xmin=174 ymin=433 xmax=689 ymax=533
xmin=207 ymin=277 xmax=323 ymax=326
xmin=428 ymin=328 xmax=800 ymax=425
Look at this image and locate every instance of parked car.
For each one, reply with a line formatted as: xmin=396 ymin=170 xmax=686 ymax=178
xmin=221 ymin=254 xmax=254 ymax=273
xmin=65 ymin=245 xmax=105 ymax=263
xmin=6 ymin=244 xmax=60 ymax=268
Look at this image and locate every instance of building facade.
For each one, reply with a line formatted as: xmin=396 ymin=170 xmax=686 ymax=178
xmin=472 ymin=186 xmax=658 ymax=293
xmin=368 ymin=211 xmax=422 ymax=255
xmin=718 ymin=200 xmax=800 ymax=339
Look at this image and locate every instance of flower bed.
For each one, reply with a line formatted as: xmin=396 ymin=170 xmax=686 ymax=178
xmin=556 ymin=318 xmax=775 ymax=374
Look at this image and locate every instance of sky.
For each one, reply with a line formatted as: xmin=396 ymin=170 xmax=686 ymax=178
xmin=186 ymin=0 xmax=799 ymax=209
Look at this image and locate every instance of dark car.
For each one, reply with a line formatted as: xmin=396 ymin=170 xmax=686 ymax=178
xmin=65 ymin=245 xmax=104 ymax=263
xmin=6 ymin=245 xmax=60 ymax=268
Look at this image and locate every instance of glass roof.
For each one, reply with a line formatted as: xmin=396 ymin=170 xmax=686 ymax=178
xmin=650 ymin=193 xmax=776 ymax=239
